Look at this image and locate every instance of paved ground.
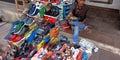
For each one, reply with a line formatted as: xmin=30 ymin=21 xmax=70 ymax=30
xmin=0 ymin=1 xmax=120 ymax=60
xmin=89 ymin=49 xmax=120 ymax=60
xmin=81 ymin=6 xmax=120 ymax=48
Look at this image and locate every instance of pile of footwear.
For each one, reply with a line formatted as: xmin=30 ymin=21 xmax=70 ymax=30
xmin=2 ymin=0 xmax=99 ymax=60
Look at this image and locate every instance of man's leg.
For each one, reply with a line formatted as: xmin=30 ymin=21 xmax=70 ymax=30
xmin=73 ymin=25 xmax=80 ymax=44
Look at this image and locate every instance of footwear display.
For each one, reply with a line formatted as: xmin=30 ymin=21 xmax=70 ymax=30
xmin=3 ymin=0 xmax=99 ymax=60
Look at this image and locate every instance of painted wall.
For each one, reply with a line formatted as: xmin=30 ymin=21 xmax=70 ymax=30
xmin=85 ymin=0 xmax=120 ymax=10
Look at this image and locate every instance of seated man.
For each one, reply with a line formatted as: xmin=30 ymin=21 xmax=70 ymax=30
xmin=67 ymin=0 xmax=90 ymax=44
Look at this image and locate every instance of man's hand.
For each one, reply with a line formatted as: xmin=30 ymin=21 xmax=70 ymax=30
xmin=70 ymin=16 xmax=78 ymax=20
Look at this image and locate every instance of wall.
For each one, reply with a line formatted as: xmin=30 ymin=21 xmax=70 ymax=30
xmin=85 ymin=0 xmax=120 ymax=10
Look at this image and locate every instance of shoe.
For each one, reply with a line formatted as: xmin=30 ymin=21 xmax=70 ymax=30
xmin=36 ymin=28 xmax=44 ymax=35
xmin=33 ymin=37 xmax=43 ymax=45
xmin=72 ymin=49 xmax=79 ymax=60
xmin=43 ymin=35 xmax=50 ymax=44
xmin=39 ymin=7 xmax=46 ymax=18
xmin=41 ymin=0 xmax=49 ymax=2
xmin=24 ymin=28 xmax=34 ymax=39
xmin=58 ymin=34 xmax=70 ymax=44
xmin=12 ymin=35 xmax=24 ymax=43
xmin=13 ymin=21 xmax=24 ymax=34
xmin=27 ymin=2 xmax=44 ymax=16
xmin=51 ymin=0 xmax=60 ymax=4
xmin=28 ymin=49 xmax=37 ymax=58
xmin=49 ymin=37 xmax=58 ymax=44
xmin=31 ymin=49 xmax=43 ymax=60
xmin=28 ymin=23 xmax=37 ymax=30
xmin=25 ymin=18 xmax=35 ymax=26
xmin=27 ymin=29 xmax=37 ymax=43
xmin=58 ymin=44 xmax=67 ymax=53
xmin=37 ymin=40 xmax=44 ymax=50
xmin=82 ymin=52 xmax=88 ymax=60
xmin=18 ymin=26 xmax=29 ymax=36
xmin=77 ymin=51 xmax=83 ymax=60
xmin=9 ymin=34 xmax=17 ymax=42
xmin=4 ymin=21 xmax=20 ymax=40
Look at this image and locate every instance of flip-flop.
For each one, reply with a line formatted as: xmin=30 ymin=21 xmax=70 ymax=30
xmin=13 ymin=21 xmax=24 ymax=34
xmin=32 ymin=37 xmax=42 ymax=45
xmin=77 ymin=51 xmax=84 ymax=60
xmin=27 ymin=29 xmax=37 ymax=43
xmin=12 ymin=35 xmax=24 ymax=42
xmin=18 ymin=26 xmax=29 ymax=36
xmin=44 ymin=35 xmax=50 ymax=44
xmin=9 ymin=34 xmax=17 ymax=42
xmin=39 ymin=7 xmax=46 ymax=18
xmin=82 ymin=52 xmax=89 ymax=60
xmin=58 ymin=44 xmax=67 ymax=53
xmin=25 ymin=18 xmax=35 ymax=26
xmin=37 ymin=40 xmax=44 ymax=50
xmin=28 ymin=2 xmax=44 ymax=16
xmin=28 ymin=49 xmax=37 ymax=58
xmin=4 ymin=21 xmax=20 ymax=40
xmin=24 ymin=28 xmax=34 ymax=39
xmin=28 ymin=23 xmax=37 ymax=30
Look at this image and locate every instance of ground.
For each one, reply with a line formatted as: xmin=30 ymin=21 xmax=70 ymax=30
xmin=81 ymin=6 xmax=120 ymax=48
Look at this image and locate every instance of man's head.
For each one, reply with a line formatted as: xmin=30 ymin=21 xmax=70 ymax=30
xmin=77 ymin=0 xmax=85 ymax=6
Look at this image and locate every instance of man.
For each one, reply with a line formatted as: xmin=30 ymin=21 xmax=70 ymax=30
xmin=67 ymin=0 xmax=90 ymax=44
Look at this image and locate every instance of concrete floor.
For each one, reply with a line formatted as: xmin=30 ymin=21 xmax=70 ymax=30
xmin=81 ymin=6 xmax=120 ymax=48
xmin=0 ymin=1 xmax=120 ymax=60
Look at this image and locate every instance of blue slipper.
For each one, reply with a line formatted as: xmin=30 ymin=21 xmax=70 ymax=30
xmin=28 ymin=2 xmax=44 ymax=16
xmin=27 ymin=29 xmax=37 ymax=43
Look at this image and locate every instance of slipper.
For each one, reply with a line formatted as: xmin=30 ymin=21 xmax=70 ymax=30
xmin=25 ymin=18 xmax=35 ymax=26
xmin=13 ymin=21 xmax=24 ymax=34
xmin=28 ymin=2 xmax=44 ymax=16
xmin=9 ymin=34 xmax=17 ymax=42
xmin=27 ymin=29 xmax=37 ymax=43
xmin=18 ymin=26 xmax=29 ymax=36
